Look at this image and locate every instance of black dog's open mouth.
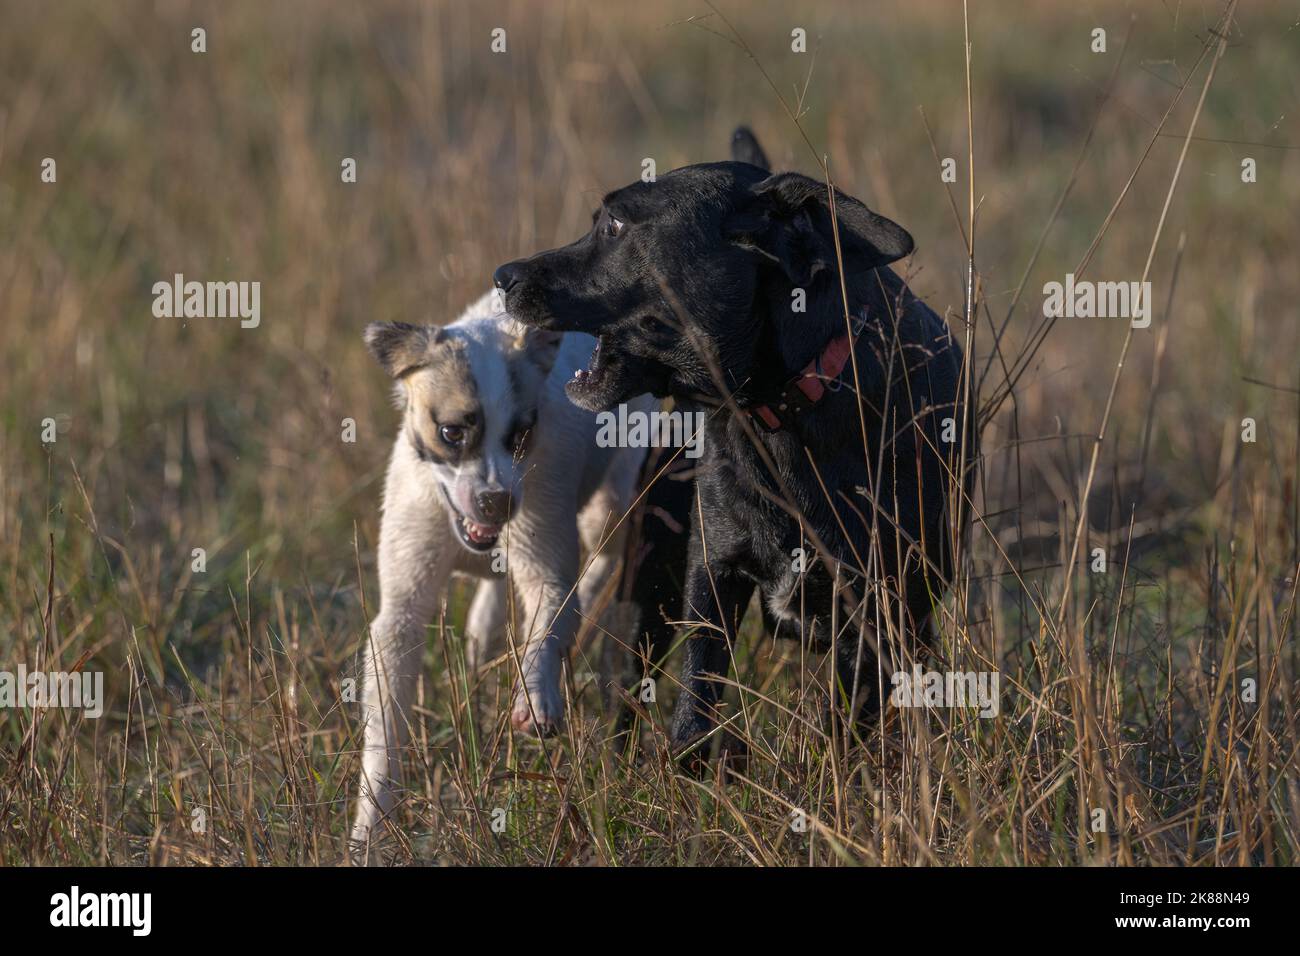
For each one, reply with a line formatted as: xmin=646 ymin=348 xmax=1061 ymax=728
xmin=567 ymin=334 xmax=612 ymax=407
xmin=440 ymin=487 xmax=503 ymax=553
xmin=566 ymin=331 xmax=677 ymax=411
xmin=566 ymin=332 xmax=637 ymax=411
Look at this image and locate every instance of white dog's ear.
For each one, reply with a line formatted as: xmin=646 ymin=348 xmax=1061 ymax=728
xmin=507 ymin=320 xmax=562 ymax=376
xmin=364 ymin=322 xmax=441 ymax=378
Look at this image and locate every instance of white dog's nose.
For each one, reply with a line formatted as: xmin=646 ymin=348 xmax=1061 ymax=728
xmin=476 ymin=489 xmax=511 ymax=524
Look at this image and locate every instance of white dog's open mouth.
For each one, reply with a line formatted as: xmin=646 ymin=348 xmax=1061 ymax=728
xmin=440 ymin=487 xmax=504 ymax=553
xmin=454 ymin=513 xmax=501 ymax=551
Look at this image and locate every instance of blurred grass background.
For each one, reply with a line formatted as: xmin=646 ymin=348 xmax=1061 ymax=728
xmin=1 ymin=0 xmax=1296 ymax=864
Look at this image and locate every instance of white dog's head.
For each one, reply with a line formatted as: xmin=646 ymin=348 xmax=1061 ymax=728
xmin=365 ymin=293 xmax=561 ymax=553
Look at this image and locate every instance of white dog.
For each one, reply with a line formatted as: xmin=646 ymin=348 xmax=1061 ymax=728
xmin=352 ymin=291 xmax=650 ymax=847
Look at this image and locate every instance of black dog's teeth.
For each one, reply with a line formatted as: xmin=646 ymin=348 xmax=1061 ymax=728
xmin=571 ymin=338 xmax=601 ymax=384
xmin=573 ymin=352 xmax=597 ymax=386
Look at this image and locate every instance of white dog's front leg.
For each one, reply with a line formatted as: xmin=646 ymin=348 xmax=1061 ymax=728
xmin=576 ymin=485 xmax=628 ymax=629
xmin=509 ymin=577 xmax=579 ymax=735
xmin=351 ymin=481 xmax=452 ymax=852
xmin=575 ymin=479 xmax=638 ymax=702
xmin=503 ymin=506 xmax=580 ymax=736
xmin=465 ymin=577 xmax=507 ymax=672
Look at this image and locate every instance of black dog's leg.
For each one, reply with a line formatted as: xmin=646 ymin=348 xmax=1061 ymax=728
xmin=613 ymin=598 xmax=680 ymax=751
xmin=611 ymin=456 xmax=694 ymax=749
xmin=830 ymin=620 xmax=884 ymax=737
xmin=670 ymin=551 xmax=755 ymax=759
xmin=829 ymin=602 xmax=935 ymax=737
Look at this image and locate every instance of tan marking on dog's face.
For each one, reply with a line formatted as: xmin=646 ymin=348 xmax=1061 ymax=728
xmin=403 ymin=337 xmax=483 ymax=465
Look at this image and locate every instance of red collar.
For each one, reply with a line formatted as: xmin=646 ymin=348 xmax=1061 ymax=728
xmin=749 ymin=312 xmax=865 ymax=432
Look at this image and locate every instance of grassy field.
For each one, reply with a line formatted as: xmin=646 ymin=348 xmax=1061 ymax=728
xmin=1 ymin=0 xmax=1296 ymax=865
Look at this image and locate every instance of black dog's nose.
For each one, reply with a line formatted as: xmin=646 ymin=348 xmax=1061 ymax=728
xmin=477 ymin=489 xmax=512 ymax=524
xmin=493 ymin=262 xmax=524 ymax=293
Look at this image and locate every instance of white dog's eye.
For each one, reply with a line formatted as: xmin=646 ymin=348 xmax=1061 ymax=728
xmin=440 ymin=424 xmax=466 ymax=446
xmin=605 ymin=215 xmax=625 ymax=238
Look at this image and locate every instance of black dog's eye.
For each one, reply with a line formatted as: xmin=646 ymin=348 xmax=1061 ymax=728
xmin=439 ymin=424 xmax=466 ymax=446
xmin=604 ymin=215 xmax=625 ymax=238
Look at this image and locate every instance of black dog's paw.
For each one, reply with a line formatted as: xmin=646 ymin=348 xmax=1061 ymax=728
xmin=823 ymin=688 xmax=886 ymax=743
xmin=671 ymin=728 xmax=750 ymax=780
xmin=669 ymin=722 xmax=710 ymax=778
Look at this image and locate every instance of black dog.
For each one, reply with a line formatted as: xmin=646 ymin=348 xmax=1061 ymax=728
xmin=498 ymin=128 xmax=974 ymax=755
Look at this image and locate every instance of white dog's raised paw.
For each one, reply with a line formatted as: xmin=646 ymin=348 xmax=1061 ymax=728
xmin=510 ymin=682 xmax=565 ymax=737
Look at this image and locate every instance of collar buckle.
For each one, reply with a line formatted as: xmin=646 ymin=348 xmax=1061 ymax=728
xmin=748 ymin=308 xmax=868 ymax=433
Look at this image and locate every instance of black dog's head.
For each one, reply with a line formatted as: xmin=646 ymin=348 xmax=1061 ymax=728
xmin=494 ymin=148 xmax=914 ymax=412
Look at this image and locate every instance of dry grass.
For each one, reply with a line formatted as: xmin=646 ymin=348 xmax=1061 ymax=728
xmin=0 ymin=0 xmax=1296 ymax=866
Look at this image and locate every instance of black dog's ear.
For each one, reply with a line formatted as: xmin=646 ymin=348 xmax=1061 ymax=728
xmin=364 ymin=321 xmax=437 ymax=378
xmin=730 ymin=126 xmax=770 ymax=171
xmin=727 ymin=172 xmax=913 ymax=285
